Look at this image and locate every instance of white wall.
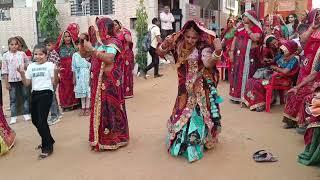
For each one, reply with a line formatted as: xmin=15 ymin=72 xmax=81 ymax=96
xmin=13 ymin=0 xmax=26 ymax=8
xmin=0 ymin=7 xmax=37 ymax=52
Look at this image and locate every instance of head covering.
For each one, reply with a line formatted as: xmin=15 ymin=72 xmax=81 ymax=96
xmin=305 ymin=8 xmax=319 ymax=25
xmin=96 ymin=17 xmax=122 ymax=51
xmin=15 ymin=36 xmax=28 ymax=52
xmin=280 ymin=40 xmax=298 ymax=56
xmin=55 ymin=23 xmax=79 ymax=49
xmin=270 ymin=15 xmax=281 ymax=27
xmin=88 ymin=25 xmax=97 ymax=46
xmin=177 ymin=19 xmax=216 ymax=47
xmin=243 ymin=10 xmax=262 ymax=30
xmin=264 ymin=34 xmax=276 ymax=47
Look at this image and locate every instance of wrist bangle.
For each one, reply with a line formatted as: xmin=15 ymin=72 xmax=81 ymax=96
xmin=159 ymin=44 xmax=168 ymax=52
xmin=212 ymin=51 xmax=222 ymax=59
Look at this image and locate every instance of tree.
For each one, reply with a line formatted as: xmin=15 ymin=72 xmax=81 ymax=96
xmin=135 ymin=0 xmax=148 ymax=71
xmin=39 ymin=0 xmax=60 ymax=39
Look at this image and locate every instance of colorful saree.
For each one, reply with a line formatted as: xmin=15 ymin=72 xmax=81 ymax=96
xmin=159 ymin=20 xmax=223 ymax=162
xmin=56 ymin=24 xmax=80 ymax=109
xmin=117 ymin=28 xmax=134 ymax=98
xmin=89 ymin=18 xmax=129 ymax=151
xmin=283 ymin=30 xmax=320 ymax=122
xmin=243 ymin=48 xmax=299 ymax=110
xmin=0 ymin=107 xmax=15 ymax=156
xmin=229 ymin=14 xmax=263 ymax=102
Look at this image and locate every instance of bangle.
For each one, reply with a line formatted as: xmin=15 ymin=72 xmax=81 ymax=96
xmin=212 ymin=51 xmax=222 ymax=59
xmin=159 ymin=44 xmax=168 ymax=52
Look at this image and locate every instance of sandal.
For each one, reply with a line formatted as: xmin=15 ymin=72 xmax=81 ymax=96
xmin=38 ymin=151 xmax=52 ymax=160
xmin=79 ymin=109 xmax=85 ymax=116
xmin=253 ymin=151 xmax=278 ymax=162
xmin=252 ymin=150 xmax=267 ymax=159
xmin=84 ymin=109 xmax=90 ymax=116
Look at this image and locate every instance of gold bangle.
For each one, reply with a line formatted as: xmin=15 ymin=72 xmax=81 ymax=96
xmin=212 ymin=51 xmax=222 ymax=59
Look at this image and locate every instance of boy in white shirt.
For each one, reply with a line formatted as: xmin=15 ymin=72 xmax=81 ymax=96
xmin=143 ymin=18 xmax=163 ymax=78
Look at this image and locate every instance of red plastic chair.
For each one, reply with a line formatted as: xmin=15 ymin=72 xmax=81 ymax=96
xmin=264 ymin=66 xmax=300 ymax=112
xmin=216 ymin=52 xmax=231 ymax=81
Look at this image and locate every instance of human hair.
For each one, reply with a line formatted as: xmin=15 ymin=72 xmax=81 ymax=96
xmin=114 ymin=19 xmax=121 ymax=27
xmin=297 ymin=23 xmax=309 ymax=34
xmin=8 ymin=37 xmax=18 ymax=46
xmin=286 ymin=13 xmax=299 ymax=30
xmin=44 ymin=37 xmax=56 ymax=45
xmin=183 ymin=21 xmax=202 ymax=35
xmin=104 ymin=18 xmax=116 ymax=37
xmin=33 ymin=44 xmax=48 ymax=55
xmin=15 ymin=36 xmax=29 ymax=50
xmin=152 ymin=18 xmax=159 ymax=24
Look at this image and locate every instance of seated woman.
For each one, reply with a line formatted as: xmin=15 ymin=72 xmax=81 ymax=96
xmin=243 ymin=40 xmax=299 ymax=111
xmin=298 ymin=86 xmax=320 ymax=166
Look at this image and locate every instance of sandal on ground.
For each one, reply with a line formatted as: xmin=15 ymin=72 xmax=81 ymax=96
xmin=252 ymin=150 xmax=267 ymax=159
xmin=38 ymin=151 xmax=52 ymax=160
xmin=79 ymin=109 xmax=85 ymax=116
xmin=255 ymin=106 xmax=265 ymax=112
xmin=35 ymin=144 xmax=42 ymax=150
xmin=253 ymin=151 xmax=278 ymax=162
xmin=84 ymin=109 xmax=90 ymax=116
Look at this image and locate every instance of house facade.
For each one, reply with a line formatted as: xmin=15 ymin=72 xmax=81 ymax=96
xmin=0 ymin=0 xmax=238 ymax=53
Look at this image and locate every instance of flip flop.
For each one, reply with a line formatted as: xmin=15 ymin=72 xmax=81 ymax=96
xmin=252 ymin=150 xmax=267 ymax=159
xmin=38 ymin=151 xmax=52 ymax=160
xmin=254 ymin=152 xmax=278 ymax=162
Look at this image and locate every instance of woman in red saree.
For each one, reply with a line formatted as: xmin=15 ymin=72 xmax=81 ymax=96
xmin=0 ymin=106 xmax=15 ymax=156
xmin=229 ymin=10 xmax=263 ymax=103
xmin=56 ymin=23 xmax=80 ymax=111
xmin=114 ymin=20 xmax=134 ymax=99
xmin=264 ymin=15 xmax=287 ymax=40
xmin=243 ymin=40 xmax=299 ymax=111
xmin=283 ymin=9 xmax=320 ymax=129
xmin=157 ymin=20 xmax=223 ymax=162
xmin=80 ymin=17 xmax=129 ymax=151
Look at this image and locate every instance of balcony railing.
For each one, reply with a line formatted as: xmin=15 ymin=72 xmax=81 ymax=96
xmin=70 ymin=1 xmax=114 ymax=16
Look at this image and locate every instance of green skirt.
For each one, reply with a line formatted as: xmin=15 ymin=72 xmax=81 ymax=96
xmin=298 ymin=128 xmax=320 ymax=166
xmin=169 ymin=108 xmax=208 ymax=162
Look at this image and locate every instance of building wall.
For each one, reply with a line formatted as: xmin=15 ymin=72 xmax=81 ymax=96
xmin=0 ymin=7 xmax=37 ymax=52
xmin=13 ymin=0 xmax=26 ymax=8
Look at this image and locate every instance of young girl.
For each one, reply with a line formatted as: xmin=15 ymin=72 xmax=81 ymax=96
xmin=19 ymin=44 xmax=59 ymax=159
xmin=72 ymin=39 xmax=91 ymax=116
xmin=2 ymin=37 xmax=31 ymax=125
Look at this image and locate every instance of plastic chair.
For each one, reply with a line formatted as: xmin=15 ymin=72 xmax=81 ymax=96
xmin=264 ymin=66 xmax=300 ymax=112
xmin=216 ymin=52 xmax=231 ymax=81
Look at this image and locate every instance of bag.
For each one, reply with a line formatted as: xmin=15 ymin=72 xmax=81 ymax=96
xmin=142 ymin=26 xmax=156 ymax=52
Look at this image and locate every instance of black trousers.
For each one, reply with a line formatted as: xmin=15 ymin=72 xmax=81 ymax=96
xmin=31 ymin=90 xmax=55 ymax=152
xmin=145 ymin=47 xmax=160 ymax=76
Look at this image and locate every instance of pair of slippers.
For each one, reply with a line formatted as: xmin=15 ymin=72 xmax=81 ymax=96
xmin=253 ymin=150 xmax=278 ymax=162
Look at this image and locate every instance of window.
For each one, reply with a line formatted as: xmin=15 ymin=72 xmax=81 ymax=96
xmin=130 ymin=18 xmax=137 ymax=30
xmin=0 ymin=0 xmax=12 ymax=21
xmin=71 ymin=0 xmax=114 ymax=16
xmin=226 ymin=0 xmax=236 ymax=10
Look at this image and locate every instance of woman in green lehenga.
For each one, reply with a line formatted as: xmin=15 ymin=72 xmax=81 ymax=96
xmin=157 ymin=20 xmax=223 ymax=162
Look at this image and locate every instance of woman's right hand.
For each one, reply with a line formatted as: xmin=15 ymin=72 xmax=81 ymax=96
xmin=287 ymin=87 xmax=298 ymax=94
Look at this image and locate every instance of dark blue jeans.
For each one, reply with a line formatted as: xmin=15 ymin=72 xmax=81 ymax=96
xmin=9 ymin=81 xmax=30 ymax=117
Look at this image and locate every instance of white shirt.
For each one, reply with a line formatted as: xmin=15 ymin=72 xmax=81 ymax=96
xmin=148 ymin=25 xmax=161 ymax=48
xmin=160 ymin=12 xmax=175 ymax=30
xmin=25 ymin=61 xmax=55 ymax=91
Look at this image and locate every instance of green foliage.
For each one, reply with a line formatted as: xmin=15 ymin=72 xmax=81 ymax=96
xmin=135 ymin=0 xmax=148 ymax=70
xmin=39 ymin=0 xmax=60 ymax=39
